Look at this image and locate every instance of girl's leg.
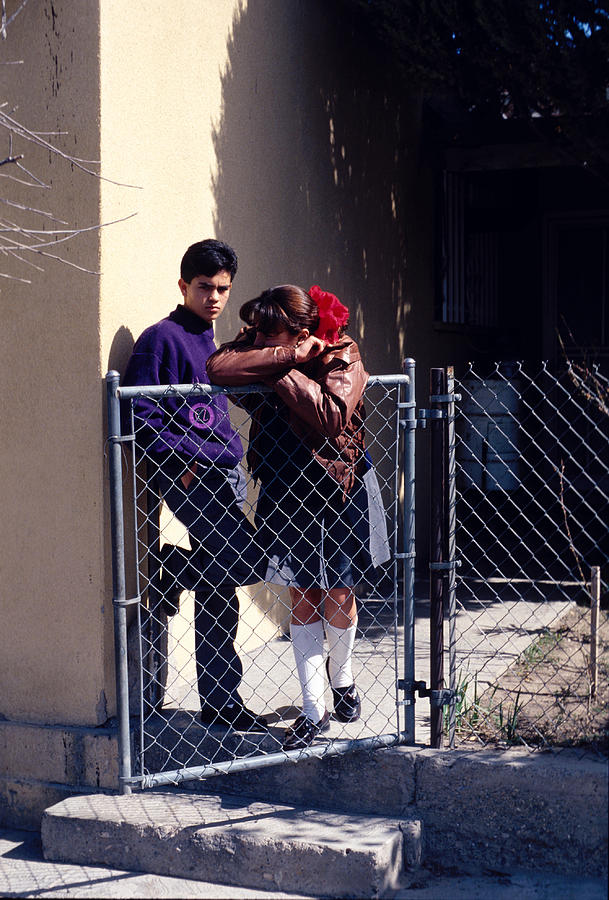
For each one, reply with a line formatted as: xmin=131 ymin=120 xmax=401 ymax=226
xmin=324 ymin=587 xmax=357 ymax=628
xmin=324 ymin=588 xmax=361 ymax=721
xmin=324 ymin=588 xmax=357 ymax=688
xmin=289 ymin=587 xmax=326 ymax=723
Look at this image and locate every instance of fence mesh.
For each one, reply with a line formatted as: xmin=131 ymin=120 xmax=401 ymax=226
xmin=112 ymin=358 xmax=607 ymax=780
xmin=450 ymin=361 xmax=609 ymax=754
xmin=122 ymin=377 xmax=408 ymax=785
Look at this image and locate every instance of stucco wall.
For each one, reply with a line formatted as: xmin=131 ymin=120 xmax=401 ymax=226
xmin=1 ymin=0 xmax=434 ymax=733
xmin=0 ymin=0 xmax=106 ymax=726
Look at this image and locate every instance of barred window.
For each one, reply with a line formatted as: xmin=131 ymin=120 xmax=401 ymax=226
xmin=438 ymin=171 xmax=502 ymax=328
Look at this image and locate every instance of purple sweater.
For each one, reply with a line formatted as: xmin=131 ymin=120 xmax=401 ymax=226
xmin=122 ymin=304 xmax=243 ymax=469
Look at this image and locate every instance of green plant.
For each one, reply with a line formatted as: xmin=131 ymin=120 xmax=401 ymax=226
xmin=444 ymin=670 xmax=481 ymax=735
xmin=517 ymin=629 xmax=561 ymax=674
xmin=495 ymin=690 xmax=522 ymax=744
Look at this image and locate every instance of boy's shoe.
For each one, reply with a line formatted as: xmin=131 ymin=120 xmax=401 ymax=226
xmin=282 ymin=710 xmax=331 ymax=750
xmin=326 ymin=657 xmax=361 ymax=723
xmin=200 ymin=702 xmax=268 ymax=732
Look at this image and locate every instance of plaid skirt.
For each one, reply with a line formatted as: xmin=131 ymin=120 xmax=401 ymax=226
xmin=255 ymin=456 xmax=390 ymax=590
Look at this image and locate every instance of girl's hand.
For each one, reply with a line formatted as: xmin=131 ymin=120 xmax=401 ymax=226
xmin=236 ymin=325 xmax=257 ymax=343
xmin=294 ymin=334 xmax=326 ymax=363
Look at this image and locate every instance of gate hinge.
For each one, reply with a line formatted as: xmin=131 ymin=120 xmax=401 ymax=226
xmin=113 ymin=595 xmax=141 ymax=608
xmin=108 ymin=433 xmax=135 ymax=443
xmin=398 ymin=680 xmax=457 ymax=707
xmin=397 ymin=401 xmax=417 ymax=431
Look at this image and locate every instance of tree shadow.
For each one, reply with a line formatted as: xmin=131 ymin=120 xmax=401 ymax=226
xmin=210 ymin=1 xmax=422 ymax=376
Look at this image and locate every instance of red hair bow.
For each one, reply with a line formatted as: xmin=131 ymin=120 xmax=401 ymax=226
xmin=308 ymin=285 xmax=349 ymax=344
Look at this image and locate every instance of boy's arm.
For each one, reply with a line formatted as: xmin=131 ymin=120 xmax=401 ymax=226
xmin=122 ymin=348 xmax=194 ymax=469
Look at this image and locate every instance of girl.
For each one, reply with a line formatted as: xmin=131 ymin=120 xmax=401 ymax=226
xmin=207 ymin=284 xmax=388 ymax=749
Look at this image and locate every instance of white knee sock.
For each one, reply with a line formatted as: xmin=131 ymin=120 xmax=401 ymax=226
xmin=325 ymin=620 xmax=357 ymax=689
xmin=290 ymin=620 xmax=326 ymax=723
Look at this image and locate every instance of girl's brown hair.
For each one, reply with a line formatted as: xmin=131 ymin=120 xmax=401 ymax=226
xmin=240 ymin=285 xmax=319 ymax=336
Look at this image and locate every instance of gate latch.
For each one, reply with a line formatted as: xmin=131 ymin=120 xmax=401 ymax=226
xmin=398 ymin=679 xmax=457 ymax=707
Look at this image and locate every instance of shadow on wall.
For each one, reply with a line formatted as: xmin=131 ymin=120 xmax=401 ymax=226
xmin=108 ymin=325 xmax=135 ymax=376
xmin=211 ymin=0 xmax=422 ymax=375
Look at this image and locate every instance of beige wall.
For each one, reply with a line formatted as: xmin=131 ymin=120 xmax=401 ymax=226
xmin=1 ymin=0 xmax=436 ymax=735
xmin=0 ymin=0 xmax=106 ymax=726
xmin=99 ymin=0 xmax=244 ymax=367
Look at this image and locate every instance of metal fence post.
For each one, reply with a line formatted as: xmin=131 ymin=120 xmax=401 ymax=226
xmin=590 ymin=566 xmax=601 ymax=698
xmin=402 ymin=358 xmax=416 ymax=742
xmin=445 ymin=367 xmax=457 ymax=747
xmin=106 ymin=370 xmax=132 ymax=794
xmin=429 ymin=368 xmax=446 ymax=747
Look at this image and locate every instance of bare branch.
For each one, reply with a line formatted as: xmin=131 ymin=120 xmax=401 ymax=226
xmin=558 ymin=331 xmax=609 ymax=417
xmin=0 ymin=241 xmax=44 ymax=271
xmin=1 ymin=0 xmax=32 ymax=40
xmin=0 ymin=270 xmax=31 ymax=283
xmin=0 ymin=109 xmax=142 ymax=188
xmin=0 ymin=195 xmax=68 ymax=222
xmin=0 ymin=211 xmax=138 ymax=281
xmin=558 ymin=459 xmax=586 ymax=585
xmin=1 ymin=18 xmax=140 ymax=284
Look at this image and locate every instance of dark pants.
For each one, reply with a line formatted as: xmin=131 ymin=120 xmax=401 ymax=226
xmin=157 ymin=465 xmax=266 ymax=710
xmin=194 ymin=583 xmax=242 ymax=711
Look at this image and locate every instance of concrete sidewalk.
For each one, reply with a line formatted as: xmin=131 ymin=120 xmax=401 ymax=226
xmin=158 ymin=583 xmax=575 ymax=749
xmin=1 ymin=827 xmax=607 ymax=899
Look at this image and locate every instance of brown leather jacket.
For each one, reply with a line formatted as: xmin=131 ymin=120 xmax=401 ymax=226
xmin=207 ymin=334 xmax=369 ymax=493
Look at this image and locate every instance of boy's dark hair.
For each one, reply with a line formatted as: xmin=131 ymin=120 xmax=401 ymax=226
xmin=180 ymin=239 xmax=238 ymax=283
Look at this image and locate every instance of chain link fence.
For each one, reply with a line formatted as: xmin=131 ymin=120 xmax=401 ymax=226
xmin=108 ymin=372 xmax=415 ymax=790
xmin=107 ymin=357 xmax=607 ymax=791
xmin=448 ymin=361 xmax=608 ymax=754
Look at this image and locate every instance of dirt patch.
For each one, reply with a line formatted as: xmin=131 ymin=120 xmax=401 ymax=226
xmin=453 ymin=604 xmax=609 ymax=754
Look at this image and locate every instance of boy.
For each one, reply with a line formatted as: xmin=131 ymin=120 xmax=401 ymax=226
xmin=122 ymin=239 xmax=267 ymax=731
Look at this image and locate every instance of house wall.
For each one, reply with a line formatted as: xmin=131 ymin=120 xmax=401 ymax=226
xmin=0 ymin=0 xmax=437 ymax=827
xmin=0 ymin=0 xmax=105 ymax=728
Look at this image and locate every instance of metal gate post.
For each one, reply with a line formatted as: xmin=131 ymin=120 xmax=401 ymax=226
xmin=429 ymin=368 xmax=446 ymax=747
xmin=445 ymin=367 xmax=457 ymax=747
xmin=106 ymin=371 xmax=133 ymax=794
xmin=402 ymin=358 xmax=416 ymax=742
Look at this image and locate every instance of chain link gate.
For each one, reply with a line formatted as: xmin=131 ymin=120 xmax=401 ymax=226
xmin=106 ymin=362 xmax=418 ymax=793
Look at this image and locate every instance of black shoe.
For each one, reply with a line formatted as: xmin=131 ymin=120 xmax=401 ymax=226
xmin=158 ymin=544 xmax=188 ymax=617
xmin=200 ymin=702 xmax=268 ymax=732
xmin=326 ymin=657 xmax=361 ymax=723
xmin=282 ymin=710 xmax=330 ymax=750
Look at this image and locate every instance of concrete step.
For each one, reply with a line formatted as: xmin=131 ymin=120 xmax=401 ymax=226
xmin=41 ymin=791 xmax=422 ymax=898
